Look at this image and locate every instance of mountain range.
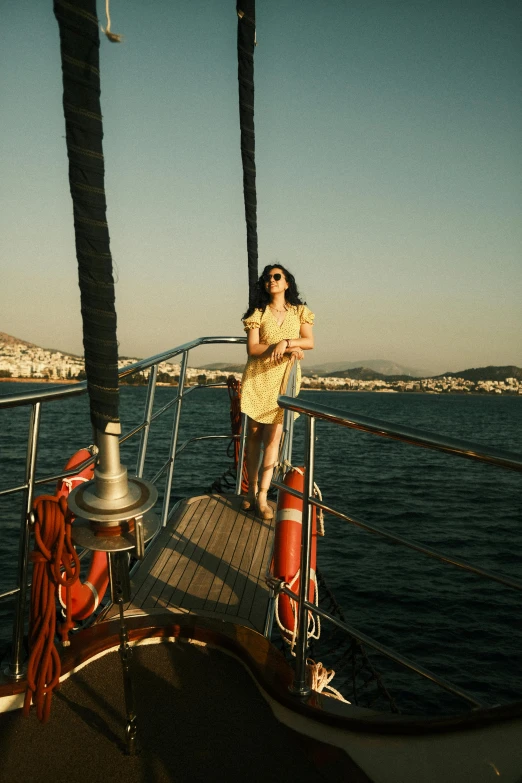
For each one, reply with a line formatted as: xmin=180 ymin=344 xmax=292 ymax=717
xmin=199 ymin=360 xmax=522 ymax=383
xmin=0 ymin=331 xmax=83 ymax=357
xmin=197 ymin=359 xmax=432 ymax=377
xmin=306 ymin=359 xmax=433 ymax=377
xmin=434 ymin=366 xmax=522 ymax=382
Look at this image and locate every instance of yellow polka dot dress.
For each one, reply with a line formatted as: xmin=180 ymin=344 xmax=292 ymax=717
xmin=240 ymin=304 xmax=315 ymax=424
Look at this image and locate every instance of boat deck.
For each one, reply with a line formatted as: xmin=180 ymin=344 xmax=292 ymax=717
xmin=1 ymin=637 xmax=363 ymax=783
xmin=102 ymin=493 xmax=275 ymax=633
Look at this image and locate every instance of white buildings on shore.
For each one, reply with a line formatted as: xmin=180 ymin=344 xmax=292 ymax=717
xmin=300 ymin=374 xmax=521 ymax=394
xmin=0 ymin=338 xmax=520 ymax=394
xmin=0 ymin=338 xmax=239 ymax=386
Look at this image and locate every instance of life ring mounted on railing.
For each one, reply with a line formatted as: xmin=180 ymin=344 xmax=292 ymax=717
xmin=272 ymin=467 xmax=320 ymax=652
xmin=57 ymin=448 xmax=110 ymax=622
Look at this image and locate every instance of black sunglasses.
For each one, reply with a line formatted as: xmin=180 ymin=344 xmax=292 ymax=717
xmin=264 ymin=273 xmax=282 ymax=282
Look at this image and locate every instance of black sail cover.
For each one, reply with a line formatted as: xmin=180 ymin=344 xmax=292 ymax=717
xmin=54 ymin=0 xmax=120 ymax=433
xmin=237 ymin=0 xmax=259 ymax=309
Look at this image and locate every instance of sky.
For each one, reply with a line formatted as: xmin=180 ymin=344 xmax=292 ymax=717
xmin=1 ymin=0 xmax=521 ymax=375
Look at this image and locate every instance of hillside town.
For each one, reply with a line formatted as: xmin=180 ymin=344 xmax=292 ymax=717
xmin=0 ymin=335 xmax=520 ymax=395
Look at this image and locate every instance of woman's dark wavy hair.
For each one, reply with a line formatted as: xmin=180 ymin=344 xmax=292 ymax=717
xmin=242 ymin=264 xmax=305 ymax=320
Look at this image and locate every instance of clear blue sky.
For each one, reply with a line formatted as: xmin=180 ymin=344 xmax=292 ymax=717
xmin=1 ymin=0 xmax=520 ymax=374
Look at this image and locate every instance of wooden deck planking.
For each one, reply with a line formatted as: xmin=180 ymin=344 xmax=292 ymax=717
xmin=130 ymin=496 xmax=208 ymax=608
xmin=201 ymin=505 xmax=254 ymax=614
xmin=235 ymin=515 xmax=273 ymax=625
xmin=181 ymin=503 xmax=248 ymax=611
xmin=208 ymin=510 xmax=260 ymax=614
xmin=215 ymin=514 xmax=272 ymax=618
xmin=248 ymin=527 xmax=276 ymax=632
xmin=104 ymin=494 xmax=276 ymax=633
xmin=222 ymin=516 xmax=265 ymax=618
xmin=139 ymin=496 xmax=214 ymax=609
xmin=152 ymin=496 xmax=221 ymax=608
xmin=159 ymin=497 xmax=230 ymax=609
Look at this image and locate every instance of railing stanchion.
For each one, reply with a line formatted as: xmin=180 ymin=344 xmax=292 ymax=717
xmin=235 ymin=413 xmax=248 ymax=495
xmin=5 ymin=402 xmax=41 ymax=680
xmin=290 ymin=414 xmax=315 ymax=697
xmin=161 ymin=351 xmax=189 ymax=526
xmin=285 ymin=362 xmax=297 ymax=468
xmin=136 ymin=364 xmax=158 ymax=478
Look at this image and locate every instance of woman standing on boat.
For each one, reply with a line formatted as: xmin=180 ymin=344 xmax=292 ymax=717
xmin=241 ymin=264 xmax=314 ymax=519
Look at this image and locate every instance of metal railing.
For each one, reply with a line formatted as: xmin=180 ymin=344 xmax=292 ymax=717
xmin=272 ymin=393 xmax=522 ymax=706
xmin=0 ymin=336 xmax=246 ymax=678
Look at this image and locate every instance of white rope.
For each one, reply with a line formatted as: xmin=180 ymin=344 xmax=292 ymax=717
xmin=274 ymin=569 xmax=320 ymax=656
xmin=101 ymin=0 xmax=123 ymax=42
xmin=273 ymin=467 xmax=325 ymax=649
xmin=313 ymin=482 xmax=325 ymax=536
xmin=306 ymin=659 xmax=350 ymax=703
xmin=60 ymin=475 xmax=89 ymax=493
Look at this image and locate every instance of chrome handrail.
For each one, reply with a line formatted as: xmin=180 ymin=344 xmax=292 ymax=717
xmin=275 ymin=392 xmax=522 ymax=704
xmin=1 ymin=336 xmax=246 ymax=678
xmin=278 ymin=394 xmax=522 ymax=472
xmin=270 ymin=479 xmax=522 ymax=592
xmin=278 ymin=584 xmax=484 ymax=708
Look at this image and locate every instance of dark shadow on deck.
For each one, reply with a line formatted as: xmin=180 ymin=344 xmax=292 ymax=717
xmin=102 ymin=495 xmax=275 ymax=632
xmin=0 ymin=642 xmax=361 ymax=782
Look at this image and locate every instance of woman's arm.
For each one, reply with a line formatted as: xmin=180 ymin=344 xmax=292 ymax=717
xmin=285 ymin=323 xmax=314 ymax=352
xmin=246 ymin=323 xmax=314 ymax=363
xmin=271 ymin=322 xmax=314 ymax=363
xmin=246 ymin=328 xmax=274 ymax=358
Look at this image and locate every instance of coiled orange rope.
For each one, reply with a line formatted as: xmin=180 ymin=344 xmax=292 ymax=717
xmin=23 ymin=495 xmax=80 ymax=722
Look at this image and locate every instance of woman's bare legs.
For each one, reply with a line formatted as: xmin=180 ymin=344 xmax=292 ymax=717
xmin=241 ymin=418 xmax=262 ymax=510
xmin=257 ymin=422 xmax=283 ymax=519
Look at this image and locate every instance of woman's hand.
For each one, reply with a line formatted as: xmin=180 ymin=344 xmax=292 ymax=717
xmin=289 ymin=347 xmax=304 ymax=361
xmin=271 ymin=340 xmax=288 ymax=364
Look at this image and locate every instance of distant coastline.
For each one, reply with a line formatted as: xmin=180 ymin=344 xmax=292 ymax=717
xmin=1 ymin=331 xmax=520 ymax=395
xmin=1 ymin=378 xmax=521 ymax=397
xmin=0 ymin=377 xmax=80 ymax=385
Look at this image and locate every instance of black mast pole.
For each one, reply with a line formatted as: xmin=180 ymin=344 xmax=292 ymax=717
xmin=237 ymin=1 xmax=259 ymax=308
xmin=54 ymin=0 xmax=120 ymax=436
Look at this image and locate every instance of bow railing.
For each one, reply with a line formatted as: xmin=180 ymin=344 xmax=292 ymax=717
xmin=271 ymin=393 xmax=522 ymax=706
xmin=0 ymin=336 xmax=246 ymax=679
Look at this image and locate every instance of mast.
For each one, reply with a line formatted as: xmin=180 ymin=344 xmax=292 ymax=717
xmin=237 ymin=1 xmax=259 ymax=307
xmin=54 ymin=0 xmax=120 ymax=441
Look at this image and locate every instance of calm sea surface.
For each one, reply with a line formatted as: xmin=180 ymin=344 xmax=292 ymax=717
xmin=1 ymin=382 xmax=521 ymax=714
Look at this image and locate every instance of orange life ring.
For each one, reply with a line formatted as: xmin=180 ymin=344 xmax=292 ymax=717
xmin=273 ymin=467 xmax=318 ymax=642
xmin=57 ymin=449 xmax=109 ymax=621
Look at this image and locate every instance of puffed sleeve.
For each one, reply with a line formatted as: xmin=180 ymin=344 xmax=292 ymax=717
xmin=299 ymin=305 xmax=315 ymax=325
xmin=242 ymin=308 xmax=262 ymax=332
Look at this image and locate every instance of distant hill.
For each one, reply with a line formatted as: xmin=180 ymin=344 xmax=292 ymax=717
xmin=149 ymin=360 xmax=522 ymax=383
xmin=0 ymin=331 xmax=83 ymax=358
xmin=197 ymin=362 xmax=245 ymax=373
xmin=435 ymin=366 xmax=522 ymax=382
xmin=328 ymin=364 xmax=522 ymax=382
xmin=328 ymin=366 xmax=387 ymax=381
xmin=328 ymin=366 xmax=417 ymax=382
xmin=0 ymin=331 xmax=37 ymax=348
xmin=306 ymin=359 xmax=433 ymax=378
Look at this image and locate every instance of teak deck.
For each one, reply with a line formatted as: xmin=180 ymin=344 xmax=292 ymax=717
xmin=103 ymin=494 xmax=276 ymax=633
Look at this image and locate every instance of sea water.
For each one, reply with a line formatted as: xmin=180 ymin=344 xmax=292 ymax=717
xmin=1 ymin=382 xmax=520 ymax=714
